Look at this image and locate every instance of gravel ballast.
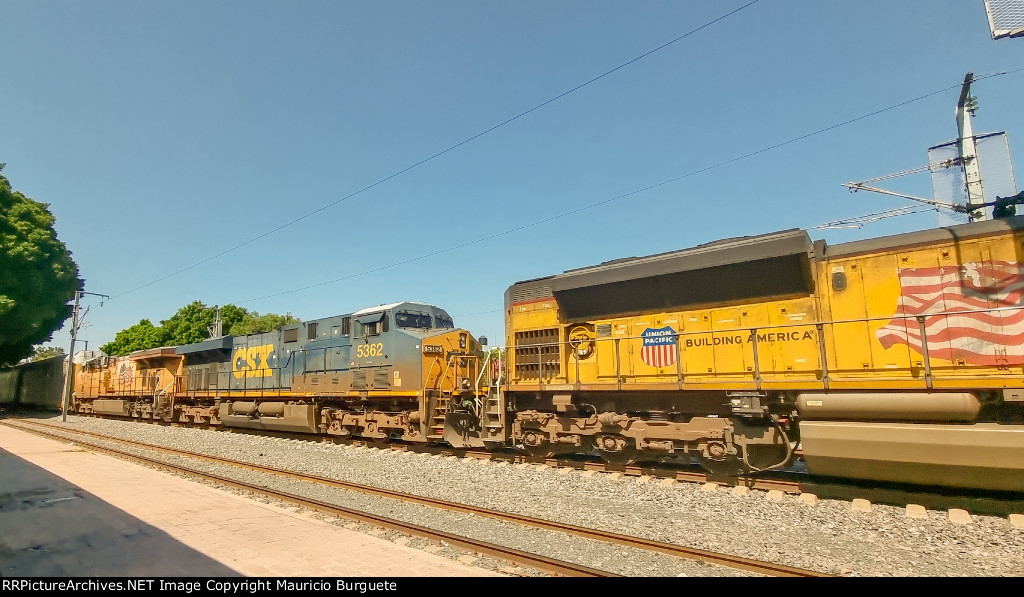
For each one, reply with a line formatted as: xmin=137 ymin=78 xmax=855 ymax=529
xmin=15 ymin=414 xmax=1024 ymax=577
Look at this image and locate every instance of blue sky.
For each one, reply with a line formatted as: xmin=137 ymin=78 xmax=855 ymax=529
xmin=4 ymin=0 xmax=1024 ymax=352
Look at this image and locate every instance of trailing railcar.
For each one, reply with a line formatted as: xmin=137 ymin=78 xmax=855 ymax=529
xmin=72 ymin=302 xmax=489 ymax=443
xmin=502 ymin=217 xmax=1024 ymax=491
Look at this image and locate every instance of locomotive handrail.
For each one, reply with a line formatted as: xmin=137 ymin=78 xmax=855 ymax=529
xmin=496 ymin=349 xmax=504 ymax=389
xmin=473 ymin=352 xmax=498 ymax=418
xmin=437 ymin=358 xmax=456 ymax=396
xmin=422 ymin=357 xmax=443 ymax=394
xmin=155 ymin=377 xmax=175 ymax=399
xmin=475 ymin=351 xmax=492 ymax=395
xmin=504 ymin=303 xmax=1024 ymax=390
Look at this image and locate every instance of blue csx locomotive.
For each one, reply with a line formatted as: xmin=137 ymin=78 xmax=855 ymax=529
xmin=74 ymin=301 xmax=495 ymax=445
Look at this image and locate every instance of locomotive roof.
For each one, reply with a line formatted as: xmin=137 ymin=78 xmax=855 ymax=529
xmin=127 ymin=346 xmax=180 ymax=360
xmin=512 ymin=215 xmax=1024 ymax=292
xmin=506 ymin=228 xmax=816 ymax=320
xmin=175 ymin=335 xmax=234 ymax=355
xmin=350 ymin=302 xmax=438 ymax=316
xmin=545 ymin=228 xmax=813 ymax=291
xmin=823 ymin=214 xmax=1024 ymax=258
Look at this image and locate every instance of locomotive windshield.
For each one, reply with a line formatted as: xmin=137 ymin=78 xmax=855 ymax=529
xmin=434 ymin=314 xmax=454 ymax=329
xmin=395 ymin=311 xmax=432 ymax=329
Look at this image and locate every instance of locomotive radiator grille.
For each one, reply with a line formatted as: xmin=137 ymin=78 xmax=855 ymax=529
xmin=514 ymin=328 xmax=561 ymax=379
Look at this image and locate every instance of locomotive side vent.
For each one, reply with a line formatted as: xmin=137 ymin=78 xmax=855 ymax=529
xmin=373 ymin=369 xmax=390 ymax=390
xmin=514 ymin=328 xmax=561 ymax=379
xmin=511 ymin=284 xmax=553 ymax=304
xmin=351 ymin=370 xmax=368 ymax=391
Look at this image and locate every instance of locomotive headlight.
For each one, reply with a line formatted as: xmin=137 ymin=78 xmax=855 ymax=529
xmin=462 ymin=378 xmax=471 ymax=389
xmin=459 ymin=333 xmax=467 ymax=349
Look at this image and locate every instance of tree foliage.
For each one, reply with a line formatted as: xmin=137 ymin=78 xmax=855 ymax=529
xmin=101 ymin=302 xmax=300 ymax=356
xmin=0 ymin=165 xmax=82 ymax=365
xmin=101 ymin=319 xmax=163 ymax=356
xmin=232 ymin=311 xmax=300 ymax=335
xmin=29 ymin=346 xmax=65 ymax=362
xmin=159 ymin=300 xmax=223 ymax=347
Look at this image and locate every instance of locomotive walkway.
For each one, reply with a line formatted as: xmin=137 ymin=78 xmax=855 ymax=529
xmin=0 ymin=425 xmax=502 ymax=577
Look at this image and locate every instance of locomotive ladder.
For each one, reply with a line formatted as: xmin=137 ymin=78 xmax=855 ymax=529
xmin=427 ymin=392 xmax=452 ymax=439
xmin=477 ymin=350 xmax=505 ymax=441
xmin=425 ymin=357 xmax=457 ymax=440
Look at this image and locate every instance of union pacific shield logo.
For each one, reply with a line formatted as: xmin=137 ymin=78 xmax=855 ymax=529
xmin=641 ymin=326 xmax=678 ymax=368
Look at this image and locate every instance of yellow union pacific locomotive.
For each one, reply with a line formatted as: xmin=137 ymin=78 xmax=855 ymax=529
xmin=70 ymin=216 xmax=1024 ymax=492
xmin=502 ymin=216 xmax=1024 ymax=492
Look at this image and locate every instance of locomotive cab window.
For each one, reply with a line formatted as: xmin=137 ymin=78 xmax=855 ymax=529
xmin=356 ymin=313 xmax=387 ymax=337
xmin=434 ymin=314 xmax=454 ymax=329
xmin=396 ymin=311 xmax=432 ymax=329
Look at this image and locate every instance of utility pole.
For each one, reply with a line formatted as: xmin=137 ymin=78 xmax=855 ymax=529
xmin=208 ymin=307 xmax=223 ymax=338
xmin=956 ymin=72 xmax=987 ymax=222
xmin=61 ymin=290 xmax=108 ymax=422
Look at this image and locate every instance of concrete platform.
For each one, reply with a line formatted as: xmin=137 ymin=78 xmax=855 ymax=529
xmin=0 ymin=426 xmax=504 ymax=577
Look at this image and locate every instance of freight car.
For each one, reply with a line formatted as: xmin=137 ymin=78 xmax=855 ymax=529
xmin=69 ymin=216 xmax=1024 ymax=493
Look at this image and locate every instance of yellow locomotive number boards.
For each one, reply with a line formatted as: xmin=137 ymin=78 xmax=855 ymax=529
xmin=356 ymin=343 xmax=384 ymax=358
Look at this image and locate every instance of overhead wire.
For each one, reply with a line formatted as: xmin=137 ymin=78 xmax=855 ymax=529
xmin=235 ymin=69 xmax=1023 ymax=304
xmin=807 ymin=206 xmax=936 ymax=230
xmin=108 ymin=0 xmax=763 ymax=301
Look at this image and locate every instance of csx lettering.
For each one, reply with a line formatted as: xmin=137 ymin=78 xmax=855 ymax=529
xmin=357 ymin=343 xmax=384 ymax=358
xmin=233 ymin=344 xmax=275 ymax=378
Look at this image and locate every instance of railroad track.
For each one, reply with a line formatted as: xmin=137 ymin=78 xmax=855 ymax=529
xmin=61 ymin=411 xmax=806 ymax=491
xmin=14 ymin=411 xmax=1024 ymax=518
xmin=2 ymin=418 xmax=831 ymax=578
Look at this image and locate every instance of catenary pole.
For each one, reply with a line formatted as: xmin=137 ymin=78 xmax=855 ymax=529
xmin=61 ymin=291 xmax=107 ymax=422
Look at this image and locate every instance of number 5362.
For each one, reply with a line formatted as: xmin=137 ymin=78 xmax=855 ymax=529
xmin=357 ymin=343 xmax=383 ymax=358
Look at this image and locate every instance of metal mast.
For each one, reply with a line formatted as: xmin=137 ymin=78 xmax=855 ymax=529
xmin=61 ymin=290 xmax=108 ymax=422
xmin=957 ymin=72 xmax=987 ymax=221
xmin=208 ymin=307 xmax=223 ymax=338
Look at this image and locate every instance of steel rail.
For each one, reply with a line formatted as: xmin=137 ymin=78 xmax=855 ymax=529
xmin=4 ymin=419 xmax=830 ymax=577
xmin=1 ymin=420 xmax=609 ymax=578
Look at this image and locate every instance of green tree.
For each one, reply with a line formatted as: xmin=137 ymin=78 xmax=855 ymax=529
xmin=230 ymin=311 xmax=300 ymax=335
xmin=101 ymin=301 xmax=300 ymax=355
xmin=218 ymin=304 xmax=249 ymax=334
xmin=100 ymin=319 xmax=163 ymax=356
xmin=29 ymin=345 xmax=65 ymax=362
xmin=159 ymin=300 xmax=219 ymax=346
xmin=0 ymin=165 xmax=82 ymax=365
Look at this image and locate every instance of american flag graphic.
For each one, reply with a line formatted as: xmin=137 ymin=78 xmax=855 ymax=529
xmin=641 ymin=326 xmax=678 ymax=368
xmin=118 ymin=361 xmax=135 ymax=385
xmin=876 ymin=261 xmax=1024 ymax=366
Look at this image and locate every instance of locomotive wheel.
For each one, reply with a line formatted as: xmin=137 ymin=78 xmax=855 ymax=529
xmin=697 ymin=456 xmax=744 ymax=477
xmin=523 ymin=442 xmax=557 ymax=459
xmin=597 ymin=446 xmax=638 ymax=466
